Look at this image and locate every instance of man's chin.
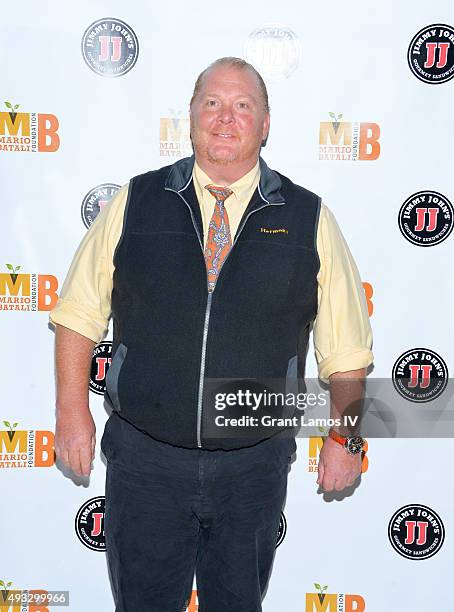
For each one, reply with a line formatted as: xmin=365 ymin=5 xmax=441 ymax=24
xmin=206 ymin=146 xmax=239 ymax=165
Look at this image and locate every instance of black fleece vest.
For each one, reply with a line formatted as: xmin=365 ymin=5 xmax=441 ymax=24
xmin=105 ymin=156 xmax=321 ymax=450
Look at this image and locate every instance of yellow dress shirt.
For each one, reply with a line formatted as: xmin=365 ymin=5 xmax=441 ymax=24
xmin=49 ymin=161 xmax=373 ymax=382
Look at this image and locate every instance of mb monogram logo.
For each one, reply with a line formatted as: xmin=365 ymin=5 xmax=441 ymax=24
xmin=305 ymin=583 xmax=365 ymax=611
xmin=0 ymin=421 xmax=55 ymax=468
xmin=0 ymin=264 xmax=58 ymax=312
xmin=160 ymin=111 xmax=192 ymax=159
xmin=0 ymin=102 xmax=60 ymax=152
xmin=319 ymin=113 xmax=380 ymax=161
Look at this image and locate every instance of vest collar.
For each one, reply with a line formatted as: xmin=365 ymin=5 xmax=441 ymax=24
xmin=165 ymin=155 xmax=285 ymax=205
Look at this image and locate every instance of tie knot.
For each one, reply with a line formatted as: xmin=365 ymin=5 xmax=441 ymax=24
xmin=205 ymin=184 xmax=233 ymax=203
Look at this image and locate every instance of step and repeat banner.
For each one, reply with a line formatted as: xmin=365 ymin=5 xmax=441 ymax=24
xmin=1 ymin=1 xmax=453 ymax=610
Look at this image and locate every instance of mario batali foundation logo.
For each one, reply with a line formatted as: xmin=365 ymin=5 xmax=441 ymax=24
xmin=305 ymin=583 xmax=366 ymax=611
xmin=0 ymin=101 xmax=60 ymax=152
xmin=0 ymin=264 xmax=58 ymax=312
xmin=392 ymin=348 xmax=448 ymax=402
xmin=388 ymin=504 xmax=445 ymax=560
xmin=398 ymin=191 xmax=453 ymax=247
xmin=0 ymin=421 xmax=55 ymax=468
xmin=408 ymin=24 xmax=454 ymax=84
xmin=75 ymin=496 xmax=106 ymax=551
xmin=81 ymin=184 xmax=120 ymax=228
xmin=319 ymin=113 xmax=380 ymax=161
xmin=160 ymin=111 xmax=191 ymax=159
xmin=81 ymin=18 xmax=139 ymax=77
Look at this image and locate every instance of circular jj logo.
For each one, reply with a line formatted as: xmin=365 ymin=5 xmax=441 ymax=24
xmin=388 ymin=504 xmax=445 ymax=560
xmin=75 ymin=496 xmax=106 ymax=551
xmin=392 ymin=348 xmax=448 ymax=403
xmin=81 ymin=18 xmax=139 ymax=77
xmin=398 ymin=191 xmax=453 ymax=247
xmin=90 ymin=342 xmax=112 ymax=395
xmin=245 ymin=24 xmax=301 ymax=80
xmin=408 ymin=24 xmax=454 ymax=84
xmin=81 ymin=183 xmax=121 ymax=228
xmin=276 ymin=512 xmax=287 ymax=548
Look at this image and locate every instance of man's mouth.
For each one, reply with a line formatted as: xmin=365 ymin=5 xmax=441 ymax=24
xmin=213 ymin=133 xmax=235 ymax=139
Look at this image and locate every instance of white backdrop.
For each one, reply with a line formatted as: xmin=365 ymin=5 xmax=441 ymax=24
xmin=1 ymin=1 xmax=453 ymax=610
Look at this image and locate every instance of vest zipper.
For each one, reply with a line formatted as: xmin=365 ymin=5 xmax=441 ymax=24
xmin=166 ymin=186 xmax=284 ymax=448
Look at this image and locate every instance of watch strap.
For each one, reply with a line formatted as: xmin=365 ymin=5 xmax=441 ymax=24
xmin=328 ymin=430 xmax=348 ymax=446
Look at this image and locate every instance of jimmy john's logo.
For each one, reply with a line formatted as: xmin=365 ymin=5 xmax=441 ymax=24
xmin=276 ymin=512 xmax=287 ymax=548
xmin=90 ymin=342 xmax=112 ymax=395
xmin=306 ymin=583 xmax=366 ymax=611
xmin=0 ymin=421 xmax=55 ymax=468
xmin=82 ymin=183 xmax=121 ymax=228
xmin=82 ymin=18 xmax=139 ymax=77
xmin=408 ymin=24 xmax=454 ymax=84
xmin=75 ymin=496 xmax=106 ymax=551
xmin=319 ymin=113 xmax=380 ymax=161
xmin=0 ymin=264 xmax=58 ymax=312
xmin=398 ymin=191 xmax=453 ymax=247
xmin=392 ymin=348 xmax=448 ymax=402
xmin=0 ymin=101 xmax=60 ymax=152
xmin=160 ymin=111 xmax=191 ymax=159
xmin=388 ymin=504 xmax=445 ymax=560
xmin=245 ymin=24 xmax=301 ymax=80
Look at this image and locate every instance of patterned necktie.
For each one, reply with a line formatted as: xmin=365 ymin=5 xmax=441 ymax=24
xmin=204 ymin=184 xmax=233 ymax=292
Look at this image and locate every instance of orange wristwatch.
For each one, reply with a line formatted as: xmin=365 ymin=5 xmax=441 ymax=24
xmin=328 ymin=430 xmax=365 ymax=455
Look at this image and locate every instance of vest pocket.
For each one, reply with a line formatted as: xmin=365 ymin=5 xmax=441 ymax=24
xmin=105 ymin=343 xmax=128 ymax=413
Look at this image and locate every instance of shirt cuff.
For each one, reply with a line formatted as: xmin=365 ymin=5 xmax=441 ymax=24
xmin=49 ymin=299 xmax=108 ymax=344
xmin=317 ymin=348 xmax=374 ymax=383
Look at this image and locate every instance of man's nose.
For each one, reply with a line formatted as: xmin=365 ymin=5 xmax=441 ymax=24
xmin=218 ymin=104 xmax=234 ymax=123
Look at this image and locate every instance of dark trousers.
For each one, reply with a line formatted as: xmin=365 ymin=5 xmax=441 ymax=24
xmin=101 ymin=412 xmax=296 ymax=612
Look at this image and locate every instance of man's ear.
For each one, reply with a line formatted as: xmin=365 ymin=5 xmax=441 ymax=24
xmin=261 ymin=113 xmax=270 ymax=147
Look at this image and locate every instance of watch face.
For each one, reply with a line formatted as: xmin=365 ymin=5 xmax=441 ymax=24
xmin=346 ymin=436 xmax=364 ymax=455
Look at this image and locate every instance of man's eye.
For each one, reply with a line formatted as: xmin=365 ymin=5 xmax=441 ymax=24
xmin=206 ymin=100 xmax=217 ymax=107
xmin=238 ymin=102 xmax=249 ymax=109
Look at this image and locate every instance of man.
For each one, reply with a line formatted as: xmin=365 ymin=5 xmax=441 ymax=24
xmin=50 ymin=57 xmax=373 ymax=611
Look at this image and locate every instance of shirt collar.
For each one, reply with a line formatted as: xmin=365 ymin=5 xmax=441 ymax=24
xmin=192 ymin=160 xmax=260 ymax=205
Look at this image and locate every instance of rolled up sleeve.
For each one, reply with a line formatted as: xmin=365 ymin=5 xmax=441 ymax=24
xmin=48 ymin=184 xmax=129 ymax=343
xmin=313 ymin=203 xmax=373 ymax=382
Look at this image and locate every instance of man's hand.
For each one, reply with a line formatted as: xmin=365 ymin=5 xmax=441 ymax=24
xmin=54 ymin=324 xmax=97 ymax=478
xmin=55 ymin=408 xmax=96 ymax=477
xmin=316 ymin=436 xmax=361 ymax=492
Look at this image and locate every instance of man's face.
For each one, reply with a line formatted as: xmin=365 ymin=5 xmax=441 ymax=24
xmin=190 ymin=66 xmax=270 ymax=168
